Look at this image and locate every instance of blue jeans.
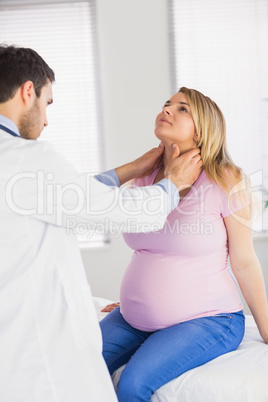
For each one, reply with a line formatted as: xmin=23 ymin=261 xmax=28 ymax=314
xmin=100 ymin=308 xmax=245 ymax=402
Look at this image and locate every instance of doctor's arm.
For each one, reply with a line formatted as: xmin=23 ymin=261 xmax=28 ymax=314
xmin=224 ymin=209 xmax=268 ymax=344
xmin=72 ymin=145 xmax=201 ymax=230
xmin=11 ymin=143 xmax=201 ymax=232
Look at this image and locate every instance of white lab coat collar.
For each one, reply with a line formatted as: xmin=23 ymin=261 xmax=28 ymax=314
xmin=0 ymin=114 xmax=20 ymax=136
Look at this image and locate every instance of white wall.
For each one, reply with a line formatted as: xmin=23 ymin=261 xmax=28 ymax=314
xmin=81 ymin=0 xmax=172 ymax=300
xmin=81 ymin=0 xmax=268 ymax=316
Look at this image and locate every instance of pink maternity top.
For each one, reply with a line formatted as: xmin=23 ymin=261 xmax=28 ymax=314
xmin=120 ymin=168 xmax=248 ymax=331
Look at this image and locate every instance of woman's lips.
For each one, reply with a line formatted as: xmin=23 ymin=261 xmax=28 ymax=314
xmin=158 ymin=118 xmax=171 ymax=124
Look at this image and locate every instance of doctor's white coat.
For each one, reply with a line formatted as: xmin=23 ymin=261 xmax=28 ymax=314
xmin=0 ymin=128 xmax=173 ymax=402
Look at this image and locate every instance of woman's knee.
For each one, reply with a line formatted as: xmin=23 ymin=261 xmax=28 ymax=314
xmin=117 ymin=368 xmax=152 ymax=402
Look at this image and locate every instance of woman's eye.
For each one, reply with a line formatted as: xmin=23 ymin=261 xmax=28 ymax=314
xmin=179 ymin=107 xmax=187 ymax=112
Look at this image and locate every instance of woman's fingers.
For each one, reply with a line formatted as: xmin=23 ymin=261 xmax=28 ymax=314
xmin=101 ymin=302 xmax=120 ymax=312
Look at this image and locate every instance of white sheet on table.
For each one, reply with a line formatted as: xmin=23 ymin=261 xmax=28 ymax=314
xmin=94 ymin=297 xmax=268 ymax=402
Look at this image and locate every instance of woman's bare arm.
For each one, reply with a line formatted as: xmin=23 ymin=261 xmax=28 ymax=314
xmin=224 ymin=208 xmax=268 ymax=343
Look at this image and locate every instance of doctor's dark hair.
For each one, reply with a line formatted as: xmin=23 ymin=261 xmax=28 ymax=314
xmin=0 ymin=45 xmax=55 ymax=103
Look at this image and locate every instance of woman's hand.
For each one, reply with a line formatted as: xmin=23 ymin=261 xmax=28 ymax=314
xmin=115 ymin=143 xmax=164 ymax=185
xmin=101 ymin=302 xmax=120 ymax=313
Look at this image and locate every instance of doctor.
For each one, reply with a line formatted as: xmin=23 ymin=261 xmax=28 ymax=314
xmin=0 ymin=45 xmax=202 ymax=402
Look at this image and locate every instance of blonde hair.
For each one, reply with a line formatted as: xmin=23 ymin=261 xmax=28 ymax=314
xmin=179 ymin=87 xmax=244 ymax=193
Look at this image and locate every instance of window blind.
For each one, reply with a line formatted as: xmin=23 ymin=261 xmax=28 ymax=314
xmin=170 ymin=0 xmax=268 ymax=230
xmin=0 ymin=0 xmax=109 ymax=246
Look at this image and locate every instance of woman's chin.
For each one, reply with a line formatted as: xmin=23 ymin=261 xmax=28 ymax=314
xmin=155 ymin=137 xmax=176 ymax=148
xmin=154 ymin=132 xmax=173 ymax=144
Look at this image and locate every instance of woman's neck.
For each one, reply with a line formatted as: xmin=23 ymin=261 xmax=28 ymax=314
xmin=162 ymin=143 xmax=194 ymax=169
xmin=154 ymin=143 xmax=199 ymax=200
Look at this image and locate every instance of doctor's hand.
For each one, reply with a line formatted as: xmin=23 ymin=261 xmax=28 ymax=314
xmin=130 ymin=142 xmax=165 ymax=178
xmin=115 ymin=143 xmax=164 ymax=185
xmin=164 ymin=144 xmax=203 ymax=191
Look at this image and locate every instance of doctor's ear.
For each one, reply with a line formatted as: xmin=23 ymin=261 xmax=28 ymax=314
xmin=20 ymin=81 xmax=36 ymax=106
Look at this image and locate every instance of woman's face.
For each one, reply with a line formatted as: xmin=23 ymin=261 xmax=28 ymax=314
xmin=154 ymin=92 xmax=197 ymax=152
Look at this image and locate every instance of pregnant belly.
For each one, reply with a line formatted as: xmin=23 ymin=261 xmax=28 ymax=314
xmin=119 ymin=251 xmax=209 ymax=331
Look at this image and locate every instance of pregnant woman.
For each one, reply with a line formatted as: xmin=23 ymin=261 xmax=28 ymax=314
xmin=100 ymin=87 xmax=268 ymax=401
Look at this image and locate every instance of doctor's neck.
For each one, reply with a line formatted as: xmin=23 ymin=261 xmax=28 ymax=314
xmin=0 ymin=99 xmax=21 ymax=128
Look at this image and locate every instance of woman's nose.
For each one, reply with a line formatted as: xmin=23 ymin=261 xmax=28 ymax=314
xmin=163 ymin=106 xmax=171 ymax=115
